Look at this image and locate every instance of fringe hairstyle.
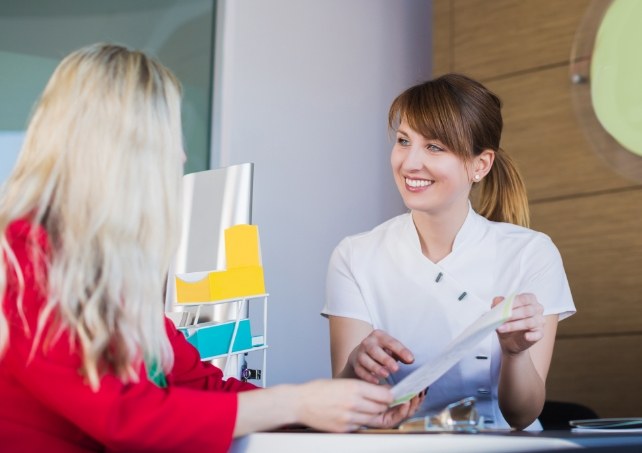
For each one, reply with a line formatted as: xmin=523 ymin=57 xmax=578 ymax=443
xmin=0 ymin=43 xmax=184 ymax=389
xmin=388 ymin=73 xmax=529 ymax=227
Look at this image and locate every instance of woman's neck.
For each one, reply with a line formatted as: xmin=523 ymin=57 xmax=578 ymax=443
xmin=411 ymin=203 xmax=469 ymax=263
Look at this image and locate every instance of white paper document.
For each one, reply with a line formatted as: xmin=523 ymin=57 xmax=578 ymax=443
xmin=391 ymin=295 xmax=514 ymax=406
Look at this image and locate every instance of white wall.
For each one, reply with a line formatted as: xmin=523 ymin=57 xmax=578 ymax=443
xmin=212 ymin=0 xmax=432 ymax=385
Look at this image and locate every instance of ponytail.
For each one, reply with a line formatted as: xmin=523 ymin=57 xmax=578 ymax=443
xmin=475 ymin=148 xmax=530 ymax=227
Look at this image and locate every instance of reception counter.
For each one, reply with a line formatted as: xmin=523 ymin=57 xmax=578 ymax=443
xmin=230 ymin=430 xmax=642 ymax=453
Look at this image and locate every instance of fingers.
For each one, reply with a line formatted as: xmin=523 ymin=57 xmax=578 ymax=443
xmin=352 ymin=330 xmax=414 ymax=381
xmin=491 ymin=296 xmax=504 ymax=308
xmin=353 ymin=354 xmax=386 ymax=383
xmin=369 ymin=330 xmax=414 ymax=364
xmin=299 ymin=378 xmax=423 ymax=433
xmin=368 ymin=402 xmax=411 ymax=428
xmin=523 ymin=329 xmax=545 ymax=343
xmin=336 ymin=382 xmax=394 ymax=431
xmin=367 ymin=391 xmax=426 ymax=429
xmin=299 ymin=380 xmax=396 ymax=433
xmin=493 ymin=294 xmax=549 ymax=355
xmin=342 ymin=399 xmax=390 ymax=429
xmin=358 ymin=343 xmax=398 ymax=376
xmin=330 ymin=411 xmax=381 ymax=432
xmin=403 ymin=393 xmax=423 ymax=419
xmin=497 ymin=314 xmax=544 ymax=334
xmin=495 ymin=293 xmax=544 ymax=334
xmin=356 ymin=380 xmax=394 ymax=406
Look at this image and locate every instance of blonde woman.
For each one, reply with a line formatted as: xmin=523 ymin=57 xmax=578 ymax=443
xmin=0 ymin=44 xmax=420 ymax=452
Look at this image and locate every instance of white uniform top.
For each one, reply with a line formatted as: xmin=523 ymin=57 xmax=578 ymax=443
xmin=322 ymin=206 xmax=576 ymax=430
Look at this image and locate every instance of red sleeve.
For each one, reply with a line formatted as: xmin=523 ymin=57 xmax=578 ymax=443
xmin=165 ymin=317 xmax=258 ymax=393
xmin=1 ymin=220 xmax=250 ymax=452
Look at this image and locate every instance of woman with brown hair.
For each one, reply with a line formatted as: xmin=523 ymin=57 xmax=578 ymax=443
xmin=323 ymin=73 xmax=576 ymax=431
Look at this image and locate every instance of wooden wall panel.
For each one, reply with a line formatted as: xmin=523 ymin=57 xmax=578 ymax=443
xmin=451 ymin=0 xmax=589 ymax=80
xmin=485 ymin=66 xmax=635 ymax=201
xmin=434 ymin=0 xmax=642 ymax=419
xmin=531 ymin=190 xmax=642 ymax=336
xmin=432 ymin=0 xmax=452 ymax=75
xmin=548 ymin=335 xmax=642 ymax=417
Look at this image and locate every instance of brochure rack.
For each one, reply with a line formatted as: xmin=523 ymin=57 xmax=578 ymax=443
xmin=172 ymin=224 xmax=268 ymax=387
xmin=177 ymin=294 xmax=268 ymax=387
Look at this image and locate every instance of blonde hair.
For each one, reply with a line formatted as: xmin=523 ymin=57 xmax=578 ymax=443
xmin=0 ymin=43 xmax=184 ymax=389
xmin=388 ymin=73 xmax=530 ymax=227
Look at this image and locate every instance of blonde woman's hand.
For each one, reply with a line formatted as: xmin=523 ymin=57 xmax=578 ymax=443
xmin=292 ymin=379 xmax=395 ymax=432
xmin=369 ymin=390 xmax=426 ymax=429
xmin=235 ymin=379 xmax=420 ymax=436
xmin=493 ymin=293 xmax=545 ymax=355
xmin=347 ymin=330 xmax=414 ymax=384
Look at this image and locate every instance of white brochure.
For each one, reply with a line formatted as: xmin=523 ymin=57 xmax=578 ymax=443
xmin=391 ymin=295 xmax=515 ymax=406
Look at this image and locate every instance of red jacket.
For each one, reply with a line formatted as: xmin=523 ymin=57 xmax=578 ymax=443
xmin=0 ymin=219 xmax=257 ymax=452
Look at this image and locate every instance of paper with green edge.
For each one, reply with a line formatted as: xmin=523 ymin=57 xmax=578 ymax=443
xmin=390 ymin=295 xmax=515 ymax=406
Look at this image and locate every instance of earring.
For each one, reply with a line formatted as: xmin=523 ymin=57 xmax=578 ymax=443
xmin=474 ymin=174 xmax=481 ymax=181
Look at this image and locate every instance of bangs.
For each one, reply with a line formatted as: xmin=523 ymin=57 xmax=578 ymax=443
xmin=388 ymin=81 xmax=472 ymax=158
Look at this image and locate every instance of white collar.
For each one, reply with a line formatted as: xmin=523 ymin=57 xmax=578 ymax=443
xmin=403 ymin=203 xmax=488 ymax=260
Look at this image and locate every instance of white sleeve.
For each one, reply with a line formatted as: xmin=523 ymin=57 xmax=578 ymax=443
xmin=321 ymin=238 xmax=373 ymax=325
xmin=520 ymin=233 xmax=576 ymax=321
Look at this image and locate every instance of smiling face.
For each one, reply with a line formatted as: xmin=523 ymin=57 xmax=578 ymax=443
xmin=391 ymin=120 xmax=474 ymax=218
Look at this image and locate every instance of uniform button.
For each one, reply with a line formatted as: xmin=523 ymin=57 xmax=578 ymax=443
xmin=475 ymin=355 xmax=488 ymax=360
xmin=458 ymin=292 xmax=467 ymax=301
xmin=484 ymin=418 xmax=495 ymax=424
xmin=477 ymin=388 xmax=490 ymax=395
xmin=435 ymin=272 xmax=443 ymax=282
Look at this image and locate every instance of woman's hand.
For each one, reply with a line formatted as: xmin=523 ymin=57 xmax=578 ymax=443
xmin=369 ymin=390 xmax=426 ymax=429
xmin=493 ymin=293 xmax=545 ymax=356
xmin=346 ymin=330 xmax=414 ymax=384
xmin=236 ymin=378 xmax=421 ymax=436
xmin=293 ymin=379 xmax=391 ymax=432
xmin=294 ymin=379 xmax=424 ymax=432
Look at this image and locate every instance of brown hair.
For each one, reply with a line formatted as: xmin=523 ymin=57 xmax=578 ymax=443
xmin=388 ymin=73 xmax=529 ymax=227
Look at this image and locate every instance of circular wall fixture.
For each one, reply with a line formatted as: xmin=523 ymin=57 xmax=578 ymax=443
xmin=571 ymin=0 xmax=642 ymax=182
